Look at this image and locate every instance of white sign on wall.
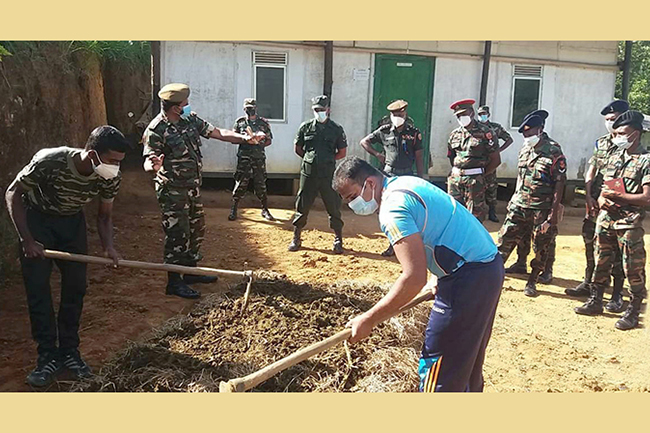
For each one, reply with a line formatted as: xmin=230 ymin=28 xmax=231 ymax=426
xmin=353 ymin=68 xmax=370 ymax=81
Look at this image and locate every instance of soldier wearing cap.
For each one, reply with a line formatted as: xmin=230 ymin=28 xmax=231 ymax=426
xmin=447 ymin=99 xmax=501 ymax=222
xmin=497 ymin=112 xmax=567 ymax=297
xmin=477 ymin=105 xmax=513 ymax=222
xmin=142 ymin=83 xmax=264 ymax=299
xmin=289 ymin=95 xmax=348 ymax=254
xmin=504 ymin=109 xmax=557 ymax=285
xmin=360 ymin=99 xmax=425 ymax=256
xmin=565 ymin=100 xmax=628 ymax=311
xmin=575 ymin=110 xmax=648 ymax=330
xmin=228 ymin=98 xmax=275 ymax=222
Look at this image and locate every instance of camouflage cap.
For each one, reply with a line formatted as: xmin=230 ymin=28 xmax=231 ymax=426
xmin=477 ymin=105 xmax=490 ymax=114
xmin=243 ymin=98 xmax=257 ymax=108
xmin=387 ymin=99 xmax=408 ymax=112
xmin=311 ymin=95 xmax=330 ymax=109
xmin=158 ymin=83 xmax=190 ymax=103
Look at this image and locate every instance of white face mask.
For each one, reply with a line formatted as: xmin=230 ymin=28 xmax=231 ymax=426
xmin=523 ymin=134 xmax=541 ymax=147
xmin=314 ymin=110 xmax=328 ymax=123
xmin=390 ymin=114 xmax=406 ymax=127
xmin=348 ymin=181 xmax=379 ymax=216
xmin=605 ymin=120 xmax=615 ymax=134
xmin=613 ymin=135 xmax=634 ymax=150
xmin=91 ymin=151 xmax=120 ymax=180
xmin=457 ymin=115 xmax=472 ymax=127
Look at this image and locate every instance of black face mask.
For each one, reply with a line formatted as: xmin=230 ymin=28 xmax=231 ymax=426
xmin=245 ymin=108 xmax=256 ymax=116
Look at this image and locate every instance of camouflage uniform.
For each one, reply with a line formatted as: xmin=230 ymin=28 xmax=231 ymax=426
xmin=231 ymin=116 xmax=272 ymax=204
xmin=592 ymin=149 xmax=649 ymax=300
xmin=368 ymin=123 xmax=423 ymax=176
xmin=447 ymin=122 xmax=497 ymax=221
xmin=484 ymin=121 xmax=512 ymax=207
xmin=142 ymin=111 xmax=214 ymax=265
xmin=497 ymin=133 xmax=567 ymax=284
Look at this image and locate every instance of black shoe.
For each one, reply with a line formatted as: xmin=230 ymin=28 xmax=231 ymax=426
xmin=228 ymin=202 xmax=238 ymax=221
xmin=183 ymin=274 xmax=218 ymax=285
xmin=26 ymin=353 xmax=62 ymax=388
xmin=524 ymin=282 xmax=538 ymax=297
xmin=605 ymin=293 xmax=625 ymax=314
xmin=381 ymin=244 xmax=395 ymax=257
xmin=261 ymin=208 xmax=275 ymax=221
xmin=166 ymin=272 xmax=201 ymax=299
xmin=61 ymin=350 xmax=93 ymax=379
xmin=288 ymin=228 xmax=302 ymax=252
xmin=615 ymin=297 xmax=642 ymax=330
xmin=333 ymin=239 xmax=343 ymax=255
xmin=488 ymin=206 xmax=499 ymax=223
xmin=575 ymin=285 xmax=604 ymax=316
xmin=538 ymin=270 xmax=553 ymax=285
xmin=505 ymin=262 xmax=527 ymax=274
xmin=565 ymin=281 xmax=591 ymax=297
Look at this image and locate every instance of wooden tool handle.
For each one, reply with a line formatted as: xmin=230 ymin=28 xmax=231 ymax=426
xmin=43 ymin=249 xmax=250 ymax=278
xmin=220 ymin=288 xmax=435 ymax=392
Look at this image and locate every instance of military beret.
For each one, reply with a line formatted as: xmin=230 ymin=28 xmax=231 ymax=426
xmin=450 ymin=99 xmax=475 ymax=115
xmin=387 ymin=99 xmax=408 ymax=111
xmin=600 ymin=100 xmax=630 ymax=116
xmin=522 ymin=109 xmax=549 ymax=124
xmin=612 ymin=110 xmax=645 ymax=131
xmin=158 ymin=83 xmax=190 ymax=103
xmin=477 ymin=105 xmax=490 ymax=114
xmin=243 ymin=98 xmax=257 ymax=107
xmin=518 ymin=114 xmax=544 ymax=133
xmin=311 ymin=95 xmax=330 ymax=109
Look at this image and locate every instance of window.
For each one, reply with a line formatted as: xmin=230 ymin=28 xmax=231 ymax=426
xmin=510 ymin=65 xmax=543 ymax=128
xmin=253 ymin=51 xmax=287 ymax=121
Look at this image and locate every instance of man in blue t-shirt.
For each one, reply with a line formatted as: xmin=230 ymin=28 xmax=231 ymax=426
xmin=333 ymin=156 xmax=504 ymax=392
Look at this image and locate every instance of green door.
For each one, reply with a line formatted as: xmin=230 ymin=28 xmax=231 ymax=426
xmin=371 ymin=54 xmax=435 ymax=173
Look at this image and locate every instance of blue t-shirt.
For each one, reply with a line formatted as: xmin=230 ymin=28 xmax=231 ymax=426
xmin=379 ymin=176 xmax=498 ymax=278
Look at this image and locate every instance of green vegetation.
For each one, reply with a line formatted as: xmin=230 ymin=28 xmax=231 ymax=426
xmin=616 ymin=41 xmax=650 ymax=113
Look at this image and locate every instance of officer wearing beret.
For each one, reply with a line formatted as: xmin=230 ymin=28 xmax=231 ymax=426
xmin=565 ymin=101 xmax=627 ymax=312
xmin=228 ymin=98 xmax=275 ymax=222
xmin=289 ymin=95 xmax=348 ymax=254
xmin=142 ymin=83 xmax=264 ymax=299
xmin=575 ymin=110 xmax=648 ymax=330
xmin=447 ymin=99 xmax=501 ymax=222
xmin=360 ymin=99 xmax=425 ymax=256
xmin=477 ymin=105 xmax=513 ymax=223
xmin=497 ymin=112 xmax=567 ymax=297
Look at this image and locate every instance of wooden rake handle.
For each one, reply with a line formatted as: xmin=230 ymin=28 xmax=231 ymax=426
xmin=219 ymin=288 xmax=435 ymax=392
xmin=43 ymin=249 xmax=252 ymax=278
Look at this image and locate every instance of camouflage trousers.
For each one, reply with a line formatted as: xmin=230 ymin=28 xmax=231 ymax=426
xmin=514 ymin=227 xmax=557 ymax=272
xmin=497 ymin=204 xmax=557 ymax=273
xmin=232 ymin=155 xmax=267 ymax=204
xmin=583 ymin=218 xmax=624 ymax=284
xmin=485 ymin=171 xmax=498 ymax=207
xmin=447 ymin=173 xmax=487 ymax=222
xmin=155 ymin=184 xmax=205 ymax=265
xmin=593 ymin=225 xmax=646 ymax=297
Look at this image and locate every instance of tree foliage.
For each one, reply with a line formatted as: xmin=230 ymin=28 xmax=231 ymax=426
xmin=615 ymin=41 xmax=650 ymax=114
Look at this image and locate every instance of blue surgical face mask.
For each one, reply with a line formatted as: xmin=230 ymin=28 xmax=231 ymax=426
xmin=181 ymin=104 xmax=192 ymax=119
xmin=348 ymin=181 xmax=379 ymax=216
xmin=314 ymin=110 xmax=328 ymax=123
xmin=478 ymin=114 xmax=489 ymax=123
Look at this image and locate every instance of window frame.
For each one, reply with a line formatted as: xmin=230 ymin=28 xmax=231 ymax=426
xmin=252 ymin=61 xmax=287 ymax=123
xmin=509 ymin=66 xmax=543 ymax=129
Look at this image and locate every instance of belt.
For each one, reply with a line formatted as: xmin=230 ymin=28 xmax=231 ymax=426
xmin=451 ymin=167 xmax=484 ymax=176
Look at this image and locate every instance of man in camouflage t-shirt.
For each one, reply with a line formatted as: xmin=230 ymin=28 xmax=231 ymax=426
xmin=5 ymin=126 xmax=129 ymax=388
xmin=142 ymin=83 xmax=263 ymax=299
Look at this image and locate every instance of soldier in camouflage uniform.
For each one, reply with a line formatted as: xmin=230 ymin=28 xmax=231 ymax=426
xmin=360 ymin=99 xmax=424 ymax=256
xmin=289 ymin=95 xmax=348 ymax=254
xmin=229 ymin=98 xmax=275 ymax=222
xmin=143 ymin=83 xmax=263 ymax=299
xmin=447 ymin=99 xmax=501 ymax=222
xmin=565 ymin=101 xmax=627 ymax=313
xmin=497 ymin=113 xmax=567 ymax=297
xmin=477 ymin=105 xmax=514 ymax=223
xmin=5 ymin=126 xmax=129 ymax=387
xmin=575 ymin=110 xmax=648 ymax=330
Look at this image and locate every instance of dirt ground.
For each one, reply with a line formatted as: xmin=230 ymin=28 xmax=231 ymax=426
xmin=0 ymin=168 xmax=648 ymax=392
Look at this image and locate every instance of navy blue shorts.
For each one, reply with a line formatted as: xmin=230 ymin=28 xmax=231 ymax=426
xmin=418 ymin=254 xmax=504 ymax=392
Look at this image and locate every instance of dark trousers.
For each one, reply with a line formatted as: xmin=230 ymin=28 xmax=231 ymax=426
xmin=418 ymin=255 xmax=504 ymax=392
xmin=292 ymin=163 xmax=343 ymax=232
xmin=20 ymin=208 xmax=88 ymax=356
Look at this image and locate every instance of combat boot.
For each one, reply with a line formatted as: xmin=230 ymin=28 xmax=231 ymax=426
xmin=260 ymin=199 xmax=275 ymax=221
xmin=605 ymin=277 xmax=625 ymax=313
xmin=524 ymin=269 xmax=540 ymax=297
xmin=505 ymin=258 xmax=527 ymax=275
xmin=538 ymin=263 xmax=553 ymax=284
xmin=565 ymin=281 xmax=591 ymax=297
xmin=228 ymin=200 xmax=238 ymax=221
xmin=615 ymin=295 xmax=643 ymax=330
xmin=288 ymin=227 xmax=302 ymax=252
xmin=574 ymin=284 xmax=604 ymax=316
xmin=333 ymin=230 xmax=343 ymax=255
xmin=166 ymin=272 xmax=201 ymax=299
xmin=488 ymin=205 xmax=499 ymax=223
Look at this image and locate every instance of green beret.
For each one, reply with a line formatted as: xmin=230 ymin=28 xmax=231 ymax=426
xmin=244 ymin=98 xmax=257 ymax=108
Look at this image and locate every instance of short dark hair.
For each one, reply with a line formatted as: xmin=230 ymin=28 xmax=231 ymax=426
xmin=85 ymin=125 xmax=130 ymax=154
xmin=162 ymin=99 xmax=179 ymax=113
xmin=332 ymin=156 xmax=382 ymax=191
